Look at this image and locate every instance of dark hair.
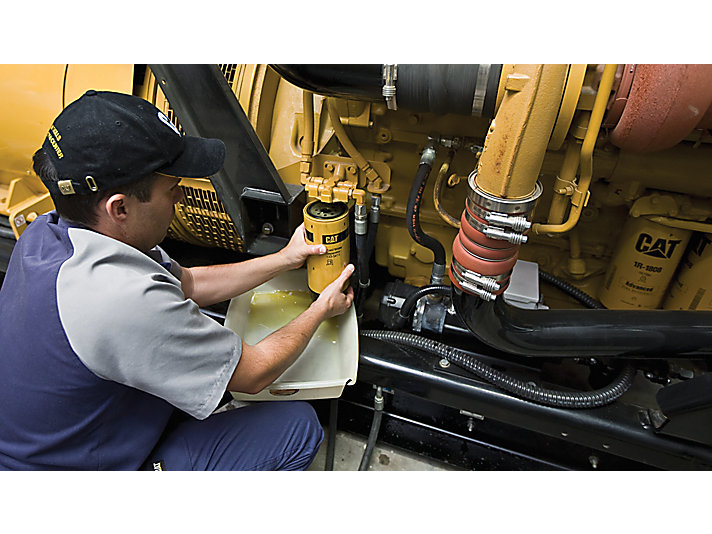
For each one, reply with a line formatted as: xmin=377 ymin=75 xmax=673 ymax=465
xmin=32 ymin=148 xmax=159 ymax=227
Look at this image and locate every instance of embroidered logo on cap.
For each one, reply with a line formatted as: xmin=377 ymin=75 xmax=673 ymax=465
xmin=157 ymin=111 xmax=181 ymax=137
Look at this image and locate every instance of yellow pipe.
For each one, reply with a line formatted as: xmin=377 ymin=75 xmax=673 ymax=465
xmin=300 ymin=90 xmax=314 ymax=184
xmin=533 ymin=64 xmax=618 ymax=235
xmin=433 ymin=155 xmax=461 ymax=229
xmin=546 ymin=140 xmax=581 ymax=225
xmin=476 ymin=64 xmax=569 ymax=199
xmin=325 ymin=99 xmax=384 ymax=190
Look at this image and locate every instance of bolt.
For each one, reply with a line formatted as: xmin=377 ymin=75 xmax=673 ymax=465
xmin=439 ymin=358 xmax=450 ymax=368
xmin=261 ymin=223 xmax=274 ymax=235
xmin=467 ymin=417 xmax=475 ymax=432
xmin=589 ymin=455 xmax=599 ymax=469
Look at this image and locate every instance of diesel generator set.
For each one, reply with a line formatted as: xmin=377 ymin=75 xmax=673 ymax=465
xmin=2 ymin=64 xmax=712 ymax=470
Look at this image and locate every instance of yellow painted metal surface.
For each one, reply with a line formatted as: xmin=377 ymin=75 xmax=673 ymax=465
xmin=664 ymin=233 xmax=712 ymax=310
xmin=2 ymin=63 xmax=711 ymax=306
xmin=475 ymin=64 xmax=568 ymax=199
xmin=599 ymin=216 xmax=692 ymax=309
xmin=0 ymin=65 xmax=66 ymax=189
xmin=0 ymin=64 xmax=133 ymax=236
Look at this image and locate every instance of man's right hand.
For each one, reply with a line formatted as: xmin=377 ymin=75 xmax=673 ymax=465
xmin=312 ymin=264 xmax=355 ymax=319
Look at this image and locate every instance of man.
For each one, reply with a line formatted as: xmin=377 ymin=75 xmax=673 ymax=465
xmin=0 ymin=90 xmax=354 ymax=470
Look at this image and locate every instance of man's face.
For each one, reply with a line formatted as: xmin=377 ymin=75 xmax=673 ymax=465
xmin=126 ymin=175 xmax=184 ymax=252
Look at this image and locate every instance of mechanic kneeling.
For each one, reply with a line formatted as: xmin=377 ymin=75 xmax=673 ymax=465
xmin=0 ymin=90 xmax=354 ymax=470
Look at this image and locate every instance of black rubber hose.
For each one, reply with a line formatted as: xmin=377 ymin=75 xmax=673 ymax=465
xmin=390 ymin=284 xmax=451 ymax=329
xmin=361 ymin=330 xmax=636 ymax=409
xmin=354 ymin=232 xmax=370 ymax=318
xmin=406 ymin=162 xmax=447 ymax=269
xmin=355 ymin=216 xmax=379 ymax=317
xmin=358 ymin=387 xmax=384 ymax=471
xmin=540 ymin=270 xmax=605 ymax=309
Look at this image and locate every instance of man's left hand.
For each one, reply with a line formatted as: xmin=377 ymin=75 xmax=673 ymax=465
xmin=280 ymin=223 xmax=326 ymax=269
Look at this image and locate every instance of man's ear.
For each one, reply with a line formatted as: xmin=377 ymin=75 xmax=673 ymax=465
xmin=102 ymin=193 xmax=129 ymax=224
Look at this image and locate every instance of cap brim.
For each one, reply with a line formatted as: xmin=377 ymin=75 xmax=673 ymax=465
xmin=158 ymin=136 xmax=226 ymax=178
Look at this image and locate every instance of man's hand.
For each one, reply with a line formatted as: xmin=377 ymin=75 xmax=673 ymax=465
xmin=228 ymin=263 xmax=355 ymax=394
xmin=311 ymin=264 xmax=355 ymax=319
xmin=279 ymin=223 xmax=326 ymax=270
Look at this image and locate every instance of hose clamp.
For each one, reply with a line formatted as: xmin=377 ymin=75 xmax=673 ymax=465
xmin=382 ymin=64 xmax=398 ymax=111
xmin=463 ymin=204 xmax=529 ymax=245
xmin=450 ymin=259 xmax=508 ymax=301
xmin=450 ymin=261 xmax=497 ymax=302
xmin=467 ymin=172 xmax=543 ymax=215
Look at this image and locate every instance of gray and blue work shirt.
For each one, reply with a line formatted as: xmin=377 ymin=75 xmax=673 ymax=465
xmin=0 ymin=212 xmax=241 ymax=470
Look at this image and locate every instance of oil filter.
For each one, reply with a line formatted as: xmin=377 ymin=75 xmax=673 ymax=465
xmin=600 ymin=216 xmax=692 ymax=309
xmin=303 ymin=200 xmax=350 ymax=294
xmin=664 ymin=232 xmax=712 ymax=310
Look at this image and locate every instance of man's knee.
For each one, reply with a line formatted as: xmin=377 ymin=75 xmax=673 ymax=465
xmin=287 ymin=401 xmax=324 ymax=451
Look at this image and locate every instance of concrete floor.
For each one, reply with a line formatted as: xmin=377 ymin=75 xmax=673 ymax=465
xmin=308 ymin=429 xmax=456 ymax=471
xmin=218 ymin=399 xmax=455 ymax=471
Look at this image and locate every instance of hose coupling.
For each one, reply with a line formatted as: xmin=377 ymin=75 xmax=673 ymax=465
xmin=430 ymin=262 xmax=446 ymax=285
xmin=382 ymin=64 xmax=398 ymax=111
xmin=374 ymin=386 xmax=384 ymax=410
xmin=420 ymin=145 xmax=437 ymax=167
xmin=369 ymin=194 xmax=381 ymax=224
xmin=354 ymin=203 xmax=368 ymax=236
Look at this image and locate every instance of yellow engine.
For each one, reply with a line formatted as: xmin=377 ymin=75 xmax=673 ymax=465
xmin=2 ymin=63 xmax=712 ymax=311
xmin=3 ymin=63 xmax=712 ymax=468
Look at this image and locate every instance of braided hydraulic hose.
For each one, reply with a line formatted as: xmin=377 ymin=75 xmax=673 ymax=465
xmin=361 ymin=330 xmax=635 ymax=409
xmin=407 ymin=148 xmax=447 ymax=282
xmin=539 ymin=270 xmax=605 ymax=310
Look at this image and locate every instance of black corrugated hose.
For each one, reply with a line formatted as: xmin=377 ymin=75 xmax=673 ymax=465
xmin=361 ymin=330 xmax=635 ymax=409
xmin=539 ymin=270 xmax=605 ymax=309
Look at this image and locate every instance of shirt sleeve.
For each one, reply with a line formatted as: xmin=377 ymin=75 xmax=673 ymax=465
xmin=57 ymin=228 xmax=242 ymax=419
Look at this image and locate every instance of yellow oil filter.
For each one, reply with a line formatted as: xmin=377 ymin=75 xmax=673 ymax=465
xmin=303 ymin=200 xmax=350 ymax=294
xmin=600 ymin=216 xmax=692 ymax=309
xmin=664 ymin=233 xmax=712 ymax=310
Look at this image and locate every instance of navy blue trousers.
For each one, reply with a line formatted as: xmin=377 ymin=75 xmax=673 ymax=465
xmin=141 ymin=401 xmax=323 ymax=471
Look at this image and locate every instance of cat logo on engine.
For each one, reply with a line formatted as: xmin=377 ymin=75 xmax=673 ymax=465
xmin=635 ymin=233 xmax=682 ymax=259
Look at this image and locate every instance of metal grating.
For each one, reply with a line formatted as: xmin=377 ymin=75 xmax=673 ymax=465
xmin=169 ymin=183 xmax=243 ymax=251
xmin=151 ymin=65 xmax=245 ymax=251
xmin=220 ymin=64 xmax=239 ymax=87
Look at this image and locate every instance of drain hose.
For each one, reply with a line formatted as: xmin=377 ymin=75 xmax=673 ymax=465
xmin=361 ymin=330 xmax=635 ymax=409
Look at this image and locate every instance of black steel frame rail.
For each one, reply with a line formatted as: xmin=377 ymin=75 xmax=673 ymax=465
xmin=357 ymin=336 xmax=712 ymax=470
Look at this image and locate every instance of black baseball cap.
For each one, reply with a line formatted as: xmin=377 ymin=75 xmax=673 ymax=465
xmin=41 ymin=90 xmax=226 ymax=196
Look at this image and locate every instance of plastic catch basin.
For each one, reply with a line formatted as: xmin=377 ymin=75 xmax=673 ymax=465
xmin=224 ymin=268 xmax=358 ymax=401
